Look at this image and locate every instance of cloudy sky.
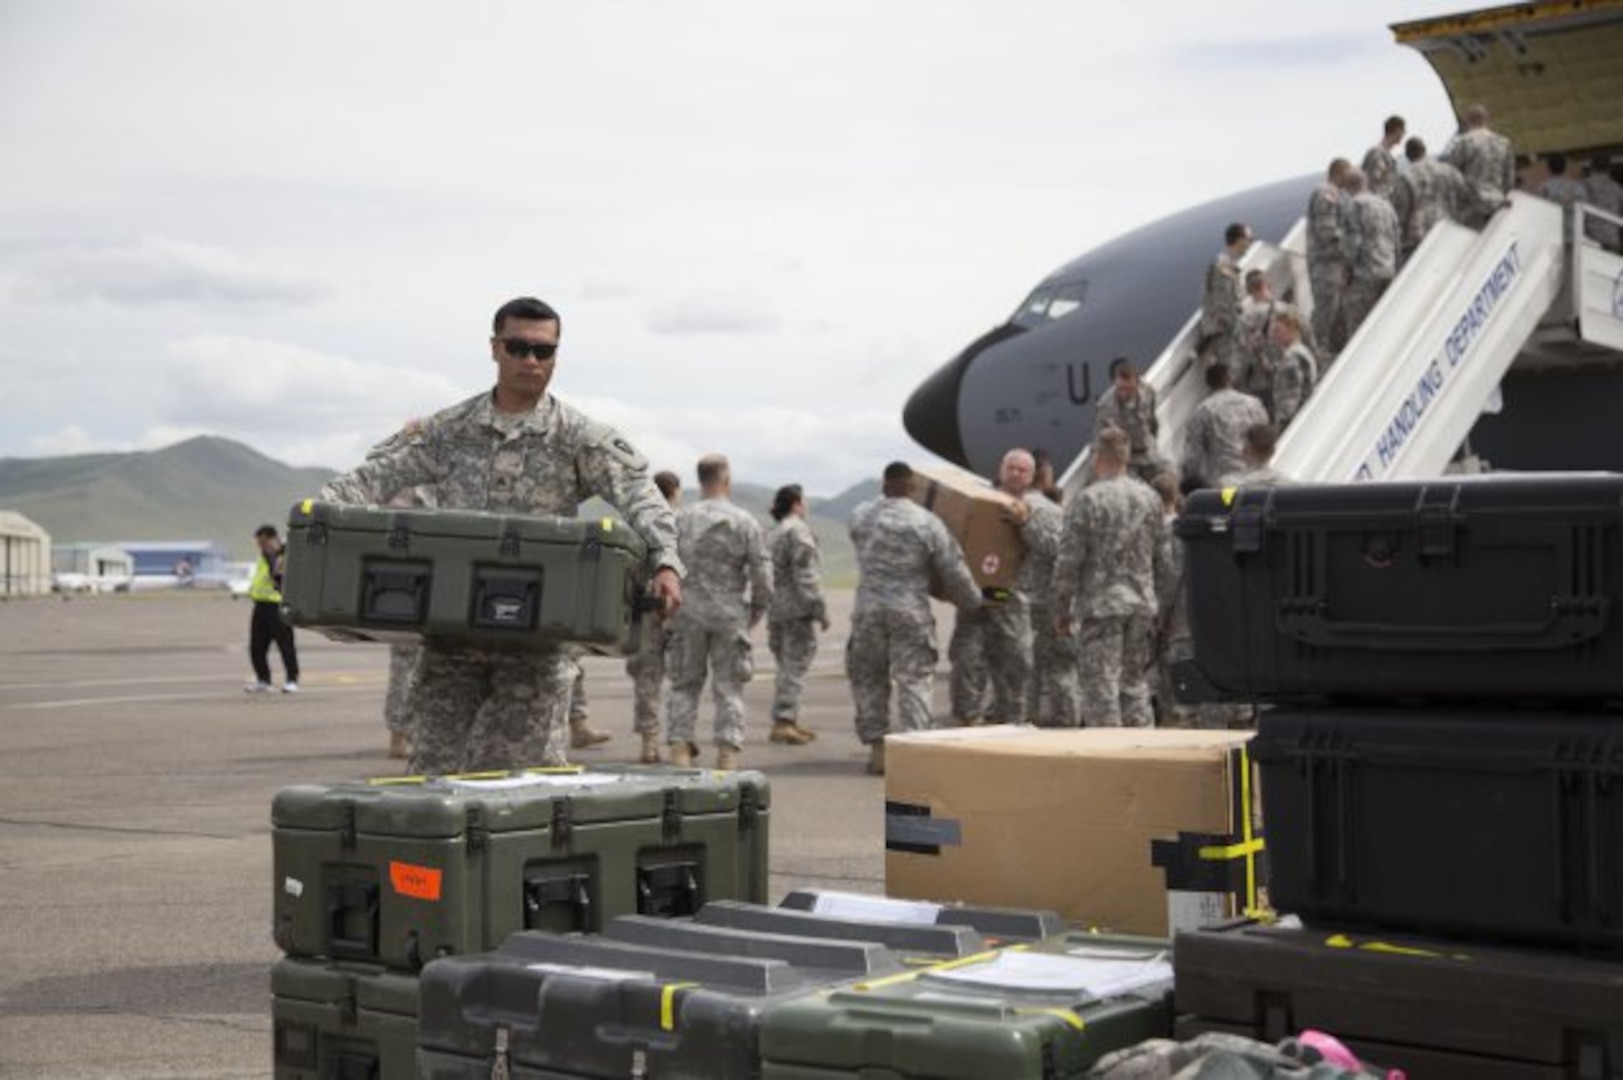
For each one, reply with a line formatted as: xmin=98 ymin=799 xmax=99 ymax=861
xmin=0 ymin=1 xmax=1460 ymax=495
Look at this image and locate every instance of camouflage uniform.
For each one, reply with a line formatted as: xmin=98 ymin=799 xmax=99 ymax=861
xmin=1392 ymin=157 xmax=1467 ymax=258
xmin=384 ymin=643 xmax=420 ymax=739
xmin=665 ymin=496 xmax=770 ymax=752
xmin=1342 ymin=191 xmax=1400 ymax=341
xmin=1197 ymin=251 xmax=1244 ymax=373
xmin=1053 ymin=474 xmax=1168 ymax=728
xmin=1273 ymin=343 xmax=1319 ymax=429
xmin=1305 ymin=181 xmax=1350 ymax=358
xmin=1540 ymin=176 xmax=1590 ymax=242
xmin=847 ymin=496 xmax=980 ymax=744
xmin=1441 ymin=127 xmax=1516 ymax=228
xmin=565 ymin=664 xmax=588 ymax=725
xmin=1237 ymin=298 xmax=1314 ymax=415
xmin=767 ymin=515 xmax=826 ymax=723
xmin=1361 ymin=142 xmax=1400 ymax=203
xmin=624 ymin=617 xmax=670 ymax=736
xmin=1018 ymin=491 xmax=1079 ymax=728
xmin=946 ymin=609 xmax=992 ymax=722
xmin=1094 ymin=385 xmax=1169 ymax=483
xmin=319 ymin=390 xmax=681 ymax=775
xmin=1583 ymin=169 xmax=1622 ymax=250
xmin=1179 ymin=387 xmax=1268 ymax=491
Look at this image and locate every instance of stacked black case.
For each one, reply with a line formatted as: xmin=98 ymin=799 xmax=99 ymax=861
xmin=1174 ymin=476 xmax=1623 ymax=1077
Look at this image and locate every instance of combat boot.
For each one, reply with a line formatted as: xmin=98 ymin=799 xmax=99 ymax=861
xmin=388 ymin=732 xmax=409 ymax=760
xmin=769 ymin=720 xmax=814 ymax=746
xmin=668 ymin=741 xmax=698 ymax=768
xmin=716 ymin=744 xmax=742 ymax=772
xmin=866 ymin=740 xmax=886 ymax=776
xmin=639 ymin=732 xmax=662 ymax=765
xmin=570 ymin=718 xmax=612 ymax=749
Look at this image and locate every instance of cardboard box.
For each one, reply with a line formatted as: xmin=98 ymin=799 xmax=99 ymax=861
xmin=906 ymin=463 xmax=1023 ymax=593
xmin=884 ymin=727 xmax=1262 ymax=937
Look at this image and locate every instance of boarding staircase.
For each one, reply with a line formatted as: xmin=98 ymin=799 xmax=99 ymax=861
xmin=1065 ymin=193 xmax=1623 ymax=489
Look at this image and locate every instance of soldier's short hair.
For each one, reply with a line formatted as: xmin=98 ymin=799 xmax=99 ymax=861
xmin=1224 ymin=222 xmax=1251 ymax=247
xmin=1328 ymin=157 xmax=1352 ymax=182
xmin=696 ymin=453 xmax=729 ymax=487
xmin=1405 ymin=136 xmax=1427 ymax=163
xmin=770 ymin=484 xmax=803 ymax=522
xmin=1273 ymin=309 xmax=1302 ymax=335
xmin=883 ymin=461 xmax=913 ymax=484
xmin=1148 ymin=471 xmax=1180 ymax=511
xmin=653 ymin=470 xmax=681 ymax=502
xmin=1244 ymin=269 xmax=1266 ymax=292
xmin=1245 ymin=422 xmax=1279 ymax=459
xmin=1343 ymin=168 xmax=1367 ymax=194
xmin=1547 ymin=152 xmax=1569 ymax=176
xmin=1095 ymin=427 xmax=1130 ymax=465
xmin=493 ymin=296 xmax=561 ymax=335
xmin=1384 ymin=115 xmax=1406 ymax=137
xmin=1463 ymin=103 xmax=1489 ymax=128
xmin=254 ymin=524 xmax=279 ymax=540
xmin=1108 ymin=356 xmax=1136 ymax=380
xmin=1205 ymin=364 xmax=1232 ymax=391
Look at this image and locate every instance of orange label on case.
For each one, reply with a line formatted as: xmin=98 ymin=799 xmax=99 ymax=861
xmin=390 ymin=861 xmax=443 ymax=901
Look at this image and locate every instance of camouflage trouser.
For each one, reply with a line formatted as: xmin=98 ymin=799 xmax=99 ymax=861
xmin=846 ymin=608 xmax=938 ymax=745
xmin=384 ymin=643 xmax=419 ymax=737
xmin=768 ymin=615 xmax=819 ymax=722
xmin=946 ymin=608 xmax=989 ymax=721
xmin=664 ymin=619 xmax=752 ymax=750
xmin=566 ymin=660 xmax=588 ymax=724
xmin=1308 ymin=261 xmax=1348 ymax=359
xmin=1341 ymin=275 xmax=1391 ymax=344
xmin=623 ymin=618 xmax=670 ymax=736
xmin=949 ymin=600 xmax=1031 ymax=723
xmin=407 ymin=645 xmax=576 ymax=775
xmin=1077 ymin=614 xmax=1155 ymax=728
xmin=1027 ymin=604 xmax=1080 ymax=727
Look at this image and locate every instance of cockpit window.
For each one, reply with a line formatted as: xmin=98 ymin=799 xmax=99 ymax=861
xmin=1010 ymin=278 xmax=1088 ymax=329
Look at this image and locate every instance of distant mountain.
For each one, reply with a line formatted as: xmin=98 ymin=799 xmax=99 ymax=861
xmin=0 ymin=436 xmax=333 ymax=558
xmin=0 ymin=437 xmax=876 ymax=581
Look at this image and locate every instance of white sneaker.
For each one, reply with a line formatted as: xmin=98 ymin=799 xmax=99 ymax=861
xmin=244 ymin=681 xmax=273 ymax=694
xmin=281 ymin=682 xmax=300 ymax=694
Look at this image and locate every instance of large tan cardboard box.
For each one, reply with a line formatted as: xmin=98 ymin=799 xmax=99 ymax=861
xmin=884 ymin=727 xmax=1262 ymax=937
xmin=906 ymin=463 xmax=1023 ymax=594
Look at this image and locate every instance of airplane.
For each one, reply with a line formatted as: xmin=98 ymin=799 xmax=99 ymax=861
xmin=904 ymin=0 xmax=1623 ymax=483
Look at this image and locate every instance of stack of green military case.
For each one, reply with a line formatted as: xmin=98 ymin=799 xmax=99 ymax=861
xmin=413 ymin=894 xmax=1174 ymax=1080
xmin=270 ymin=766 xmax=769 ymax=1079
xmin=281 ymin=500 xmax=651 ymax=654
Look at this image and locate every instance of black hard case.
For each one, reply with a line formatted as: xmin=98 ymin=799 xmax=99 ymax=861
xmin=414 ymin=926 xmax=892 ymax=1080
xmin=1252 ymin=708 xmax=1623 ymax=950
xmin=282 ymin=500 xmax=650 ymax=653
xmin=1174 ymin=921 xmax=1623 ymax=1079
xmin=1174 ymin=476 xmax=1623 ymax=704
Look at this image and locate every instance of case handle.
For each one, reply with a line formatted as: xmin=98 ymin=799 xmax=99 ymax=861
xmin=1278 ymin=595 xmax=1608 ymax=652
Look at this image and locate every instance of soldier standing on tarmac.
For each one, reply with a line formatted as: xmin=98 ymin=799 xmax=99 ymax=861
xmin=319 ymin=296 xmax=683 ymax=776
xmin=626 ymin=470 xmax=682 ymax=763
xmin=847 ymin=462 xmax=981 ymax=775
xmin=765 ymin=483 xmax=826 ymax=747
xmin=1000 ymin=449 xmax=1076 ymax=728
xmin=1053 ymin=429 xmax=1170 ymax=728
xmin=664 ymin=454 xmax=773 ymax=771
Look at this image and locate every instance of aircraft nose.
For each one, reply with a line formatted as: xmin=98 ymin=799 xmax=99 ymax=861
xmin=903 ymin=359 xmax=967 ymax=466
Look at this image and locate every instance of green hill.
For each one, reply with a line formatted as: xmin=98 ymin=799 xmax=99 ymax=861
xmin=0 ymin=436 xmax=334 ymax=559
xmin=0 ymin=436 xmax=876 ymax=579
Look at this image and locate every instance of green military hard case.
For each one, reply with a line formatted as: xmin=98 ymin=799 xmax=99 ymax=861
xmin=757 ymin=930 xmax=1175 ymax=1079
xmin=271 ymin=957 xmax=419 ymax=1080
xmin=271 ymin=766 xmax=769 ymax=971
xmin=282 ymin=500 xmax=650 ymax=653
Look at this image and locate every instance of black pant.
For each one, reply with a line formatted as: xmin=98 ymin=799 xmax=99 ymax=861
xmin=250 ymin=601 xmax=299 ymax=683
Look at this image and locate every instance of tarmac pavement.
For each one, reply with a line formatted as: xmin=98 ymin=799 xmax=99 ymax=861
xmin=0 ymin=587 xmax=900 ymax=1078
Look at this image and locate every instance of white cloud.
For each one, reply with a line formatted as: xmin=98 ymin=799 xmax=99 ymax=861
xmin=12 ymin=236 xmax=333 ymax=307
xmin=26 ymin=424 xmax=106 ymax=456
xmin=645 ymin=292 xmax=784 ymax=337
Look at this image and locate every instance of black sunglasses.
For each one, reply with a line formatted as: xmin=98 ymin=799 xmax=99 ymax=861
xmin=497 ymin=338 xmax=558 ymax=361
